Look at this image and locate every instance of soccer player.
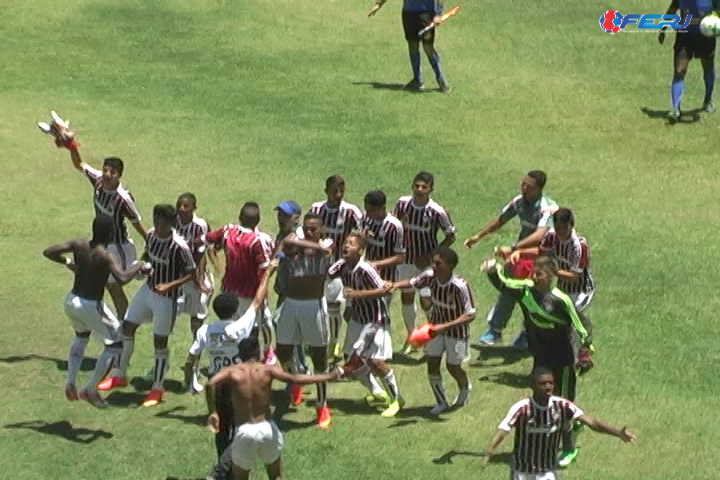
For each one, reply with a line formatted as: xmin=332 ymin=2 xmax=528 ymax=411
xmin=486 ymin=367 xmax=636 ymax=480
xmin=391 ymin=247 xmax=475 ymax=416
xmin=311 ymin=175 xmax=363 ymax=362
xmin=371 ymin=0 xmax=450 ymax=91
xmin=328 ymin=234 xmax=403 ymax=417
xmin=43 ymin=217 xmax=149 ymax=408
xmin=206 ymin=338 xmax=345 ymax=480
xmin=464 ymin=170 xmax=558 ymax=348
xmin=49 ymin=121 xmax=147 ymax=323
xmin=394 ymin=171 xmax=455 ymax=354
xmin=98 ymin=204 xmax=196 ymax=407
xmin=660 ymin=0 xmax=716 ymax=120
xmin=274 ymin=212 xmax=334 ymax=428
xmin=482 ymin=256 xmax=592 ymax=466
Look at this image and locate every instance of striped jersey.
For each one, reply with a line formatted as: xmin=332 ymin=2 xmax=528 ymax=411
xmin=204 ymin=225 xmax=269 ymax=298
xmin=82 ymin=165 xmax=142 ymax=245
xmin=310 ymin=200 xmax=362 ymax=262
xmin=393 ymin=196 xmax=455 ymax=265
xmin=499 ymin=194 xmax=558 ymax=241
xmin=328 ymin=258 xmax=389 ymax=325
xmin=539 ymin=230 xmax=595 ymax=294
xmin=144 ymin=228 xmax=196 ymax=298
xmin=285 ymin=239 xmax=334 ymax=280
xmin=360 ymin=213 xmax=405 ymax=281
xmin=189 ymin=317 xmax=254 ymax=375
xmin=499 ymin=396 xmax=584 ymax=474
xmin=175 ymin=214 xmax=210 ymax=263
xmin=409 ymin=270 xmax=476 ymax=339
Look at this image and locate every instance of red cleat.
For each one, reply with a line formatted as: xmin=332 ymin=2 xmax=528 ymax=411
xmin=142 ymin=388 xmax=164 ymax=407
xmin=317 ymin=405 xmax=332 ymax=429
xmin=97 ymin=376 xmax=128 ymax=391
xmin=290 ymin=384 xmax=304 ymax=406
xmin=64 ymin=383 xmax=78 ymax=401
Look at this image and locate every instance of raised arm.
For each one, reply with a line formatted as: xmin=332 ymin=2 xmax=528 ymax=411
xmin=282 ymin=237 xmax=332 ymax=255
xmin=481 ymin=260 xmax=527 ymax=300
xmin=43 ymin=240 xmax=77 ymax=268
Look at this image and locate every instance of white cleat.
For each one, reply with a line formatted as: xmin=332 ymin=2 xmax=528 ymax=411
xmin=429 ymin=403 xmax=448 ymax=416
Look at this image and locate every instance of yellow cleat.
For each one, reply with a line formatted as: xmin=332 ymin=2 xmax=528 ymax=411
xmin=381 ymin=397 xmax=405 ymax=418
xmin=364 ymin=391 xmax=390 ymax=406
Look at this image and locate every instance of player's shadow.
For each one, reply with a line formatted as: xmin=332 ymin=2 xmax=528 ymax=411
xmin=391 ymin=353 xmax=426 ymax=366
xmin=470 ymin=345 xmax=529 ymax=366
xmin=105 ymin=391 xmax=149 ymax=407
xmin=478 ymin=371 xmax=530 ymax=390
xmin=639 ymin=106 xmax=701 ymax=124
xmin=395 ymin=406 xmax=449 ymax=423
xmin=155 ymin=406 xmax=207 ymax=427
xmin=130 ymin=376 xmax=185 ymax=394
xmin=0 ymin=354 xmax=96 ymax=372
xmin=4 ymin=420 xmax=113 ymax=444
xmin=431 ymin=449 xmax=512 ymax=465
xmin=352 ymin=81 xmax=415 ymax=92
xmin=325 ymin=398 xmax=384 ymax=416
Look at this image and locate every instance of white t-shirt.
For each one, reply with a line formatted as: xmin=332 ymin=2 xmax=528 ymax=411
xmin=189 ymin=312 xmax=255 ymax=375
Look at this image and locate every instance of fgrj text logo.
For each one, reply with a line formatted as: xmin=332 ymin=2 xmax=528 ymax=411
xmin=599 ymin=12 xmax=692 ymax=33
xmin=600 ymin=11 xmax=623 ymax=33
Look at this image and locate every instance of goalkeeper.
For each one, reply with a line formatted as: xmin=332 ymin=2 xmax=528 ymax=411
xmin=481 ymin=256 xmax=593 ymax=469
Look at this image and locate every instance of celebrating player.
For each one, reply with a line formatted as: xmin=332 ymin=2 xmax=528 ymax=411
xmin=49 ymin=118 xmax=147 ymax=322
xmin=99 ymin=204 xmax=196 ymax=407
xmin=43 ymin=217 xmax=149 ymax=408
xmin=660 ymin=0 xmax=716 ymax=120
xmin=391 ymin=247 xmax=475 ymax=416
xmin=486 ymin=367 xmax=636 ymax=480
xmin=311 ymin=175 xmax=362 ymax=362
xmin=464 ymin=170 xmax=558 ymax=348
xmin=328 ymin=234 xmax=403 ymax=417
xmin=394 ymin=171 xmax=455 ymax=354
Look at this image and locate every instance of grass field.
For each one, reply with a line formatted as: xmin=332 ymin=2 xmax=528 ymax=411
xmin=2 ymin=0 xmax=720 ymax=479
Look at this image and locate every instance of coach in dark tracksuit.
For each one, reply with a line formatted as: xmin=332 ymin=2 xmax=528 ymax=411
xmin=483 ymin=256 xmax=593 ymax=467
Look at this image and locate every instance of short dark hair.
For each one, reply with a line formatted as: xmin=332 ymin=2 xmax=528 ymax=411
xmin=534 ymin=256 xmax=558 ymax=274
xmin=304 ymin=212 xmax=323 ymax=224
xmin=238 ymin=337 xmax=260 ymax=362
xmin=153 ymin=204 xmax=176 ymax=223
xmin=176 ymin=192 xmax=197 ymax=208
xmin=103 ymin=157 xmax=124 ymax=176
xmin=527 ymin=170 xmax=547 ymax=189
xmin=240 ymin=202 xmax=261 ymax=228
xmin=213 ymin=293 xmax=239 ymax=320
xmin=346 ymin=233 xmax=366 ymax=249
xmin=325 ymin=175 xmax=345 ymax=190
xmin=553 ymin=208 xmax=574 ymax=227
xmin=413 ymin=171 xmax=434 ymax=187
xmin=364 ymin=190 xmax=386 ymax=208
xmin=434 ymin=246 xmax=459 ymax=269
xmin=532 ymin=366 xmax=555 ymax=381
xmin=91 ymin=216 xmax=115 ymax=244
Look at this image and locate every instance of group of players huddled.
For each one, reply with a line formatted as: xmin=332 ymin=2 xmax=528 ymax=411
xmin=41 ymin=115 xmax=636 ymax=480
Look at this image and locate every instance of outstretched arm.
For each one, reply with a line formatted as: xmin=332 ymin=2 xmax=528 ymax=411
xmin=577 ymin=414 xmax=636 ymax=443
xmin=485 ymin=429 xmax=509 ymax=461
xmin=481 ymin=260 xmax=526 ymax=300
xmin=464 ymin=217 xmax=506 ymax=249
xmin=269 ymin=365 xmax=341 ymax=385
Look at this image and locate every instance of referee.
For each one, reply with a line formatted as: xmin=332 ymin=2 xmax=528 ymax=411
xmin=372 ymin=0 xmax=450 ymax=92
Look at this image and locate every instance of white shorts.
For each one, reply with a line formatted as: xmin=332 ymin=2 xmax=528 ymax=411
xmin=125 ymin=284 xmax=177 ymax=337
xmin=324 ymin=277 xmax=345 ymax=303
xmin=106 ymin=241 xmax=138 ymax=284
xmin=63 ymin=293 xmax=121 ymax=345
xmin=570 ymin=291 xmax=595 ymax=312
xmin=512 ymin=471 xmax=559 ymax=480
xmin=231 ymin=421 xmax=284 ymax=470
xmin=177 ymin=273 xmax=214 ymax=319
xmin=235 ymin=296 xmax=272 ymax=327
xmin=397 ymin=264 xmax=422 ymax=292
xmin=343 ymin=320 xmax=392 ymax=360
xmin=275 ymin=297 xmax=328 ymax=347
xmin=425 ymin=334 xmax=469 ymax=365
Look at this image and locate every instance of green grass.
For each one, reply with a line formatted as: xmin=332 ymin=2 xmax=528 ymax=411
xmin=1 ymin=0 xmax=719 ymax=479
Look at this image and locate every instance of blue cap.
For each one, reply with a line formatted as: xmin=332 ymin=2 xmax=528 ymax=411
xmin=275 ymin=200 xmax=301 ymax=216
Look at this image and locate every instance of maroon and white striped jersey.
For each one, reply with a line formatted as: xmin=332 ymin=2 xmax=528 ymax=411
xmin=360 ymin=213 xmax=405 ymax=281
xmin=577 ymin=236 xmax=596 ymax=294
xmin=144 ymin=228 xmax=196 ymax=299
xmin=310 ymin=200 xmax=362 ymax=262
xmin=409 ymin=270 xmax=475 ymax=339
xmin=328 ymin=258 xmax=389 ymax=325
xmin=286 ymin=239 xmax=334 ymax=280
xmin=175 ymin=214 xmax=210 ymax=263
xmin=539 ymin=230 xmax=595 ymax=294
xmin=254 ymin=228 xmax=275 ymax=257
xmin=82 ymin=165 xmax=142 ymax=245
xmin=499 ymin=396 xmax=583 ymax=474
xmin=393 ymin=196 xmax=455 ymax=264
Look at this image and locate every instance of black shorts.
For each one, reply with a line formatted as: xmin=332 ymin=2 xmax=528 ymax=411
xmin=674 ymin=30 xmax=716 ymax=59
xmin=402 ymin=11 xmax=435 ymax=42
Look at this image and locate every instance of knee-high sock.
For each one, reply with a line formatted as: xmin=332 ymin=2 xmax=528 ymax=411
xmin=316 ymin=369 xmax=328 ymax=407
xmin=152 ymin=348 xmax=169 ymax=390
xmin=704 ymin=67 xmax=716 ymax=105
xmin=402 ymin=303 xmax=417 ymax=334
xmin=355 ymin=364 xmax=385 ymax=395
xmin=428 ymin=374 xmax=448 ymax=406
xmin=382 ymin=369 xmax=400 ymax=400
xmin=328 ymin=304 xmax=342 ymax=347
xmin=113 ymin=336 xmax=134 ymax=377
xmin=84 ymin=346 xmax=120 ymax=391
xmin=67 ymin=336 xmax=89 ymax=385
xmin=671 ymin=74 xmax=685 ymax=111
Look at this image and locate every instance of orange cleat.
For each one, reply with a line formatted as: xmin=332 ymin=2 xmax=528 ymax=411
xmin=142 ymin=388 xmax=164 ymax=407
xmin=317 ymin=405 xmax=332 ymax=429
xmin=97 ymin=376 xmax=127 ymax=391
xmin=64 ymin=383 xmax=78 ymax=401
xmin=290 ymin=384 xmax=304 ymax=407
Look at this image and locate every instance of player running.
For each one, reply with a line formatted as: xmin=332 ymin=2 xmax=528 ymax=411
xmin=328 ymin=234 xmax=403 ymax=417
xmin=391 ymin=247 xmax=475 ymax=416
xmin=394 ymin=171 xmax=455 ymax=354
xmin=486 ymin=367 xmax=636 ymax=480
xmin=43 ymin=217 xmax=149 ymax=408
xmin=311 ymin=175 xmax=363 ymax=363
xmin=660 ymin=0 xmax=716 ymax=120
xmin=99 ymin=205 xmax=196 ymax=407
xmin=482 ymin=256 xmax=593 ymax=467
xmin=47 ymin=115 xmax=147 ymax=323
xmin=464 ymin=170 xmax=557 ymax=348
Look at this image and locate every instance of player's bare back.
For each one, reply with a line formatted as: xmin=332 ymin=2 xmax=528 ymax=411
xmin=70 ymin=241 xmax=113 ymax=301
xmin=218 ymin=363 xmax=275 ymax=425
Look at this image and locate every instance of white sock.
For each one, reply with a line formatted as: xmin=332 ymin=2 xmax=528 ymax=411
xmin=113 ymin=336 xmax=134 ymax=378
xmin=355 ymin=365 xmax=385 ymax=395
xmin=382 ymin=369 xmax=400 ymax=400
xmin=152 ymin=349 xmax=169 ymax=390
xmin=428 ymin=374 xmax=448 ymax=406
xmin=84 ymin=346 xmax=120 ymax=391
xmin=402 ymin=303 xmax=417 ymax=335
xmin=328 ymin=304 xmax=342 ymax=346
xmin=67 ymin=337 xmax=89 ymax=385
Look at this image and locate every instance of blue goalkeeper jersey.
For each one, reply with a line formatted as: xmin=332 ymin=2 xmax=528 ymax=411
xmin=678 ymin=0 xmax=713 ymax=17
xmin=403 ymin=0 xmax=443 ymax=14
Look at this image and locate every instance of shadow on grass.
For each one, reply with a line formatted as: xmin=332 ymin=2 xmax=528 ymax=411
xmin=431 ymin=449 xmax=512 ymax=465
xmin=0 ymin=354 xmax=96 ymax=372
xmin=639 ymin=106 xmax=701 ymax=124
xmin=155 ymin=406 xmax=207 ymax=427
xmin=391 ymin=353 xmax=426 ymax=366
xmin=395 ymin=406 xmax=448 ymax=423
xmin=4 ymin=420 xmax=113 ymax=444
xmin=470 ymin=344 xmax=529 ymax=366
xmin=478 ymin=371 xmax=530 ymax=390
xmin=130 ymin=377 xmax=185 ymax=394
xmin=352 ymin=81 xmax=408 ymax=92
xmin=325 ymin=398 xmax=381 ymax=416
xmin=105 ymin=391 xmax=148 ymax=407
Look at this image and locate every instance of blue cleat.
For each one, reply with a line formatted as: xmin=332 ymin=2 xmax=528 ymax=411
xmin=479 ymin=329 xmax=502 ymax=345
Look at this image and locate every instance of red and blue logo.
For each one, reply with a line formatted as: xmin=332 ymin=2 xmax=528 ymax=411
xmin=600 ymin=11 xmax=692 ymax=34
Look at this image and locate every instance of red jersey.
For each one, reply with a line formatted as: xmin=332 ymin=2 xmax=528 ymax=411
xmin=205 ymin=225 xmax=270 ymax=298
